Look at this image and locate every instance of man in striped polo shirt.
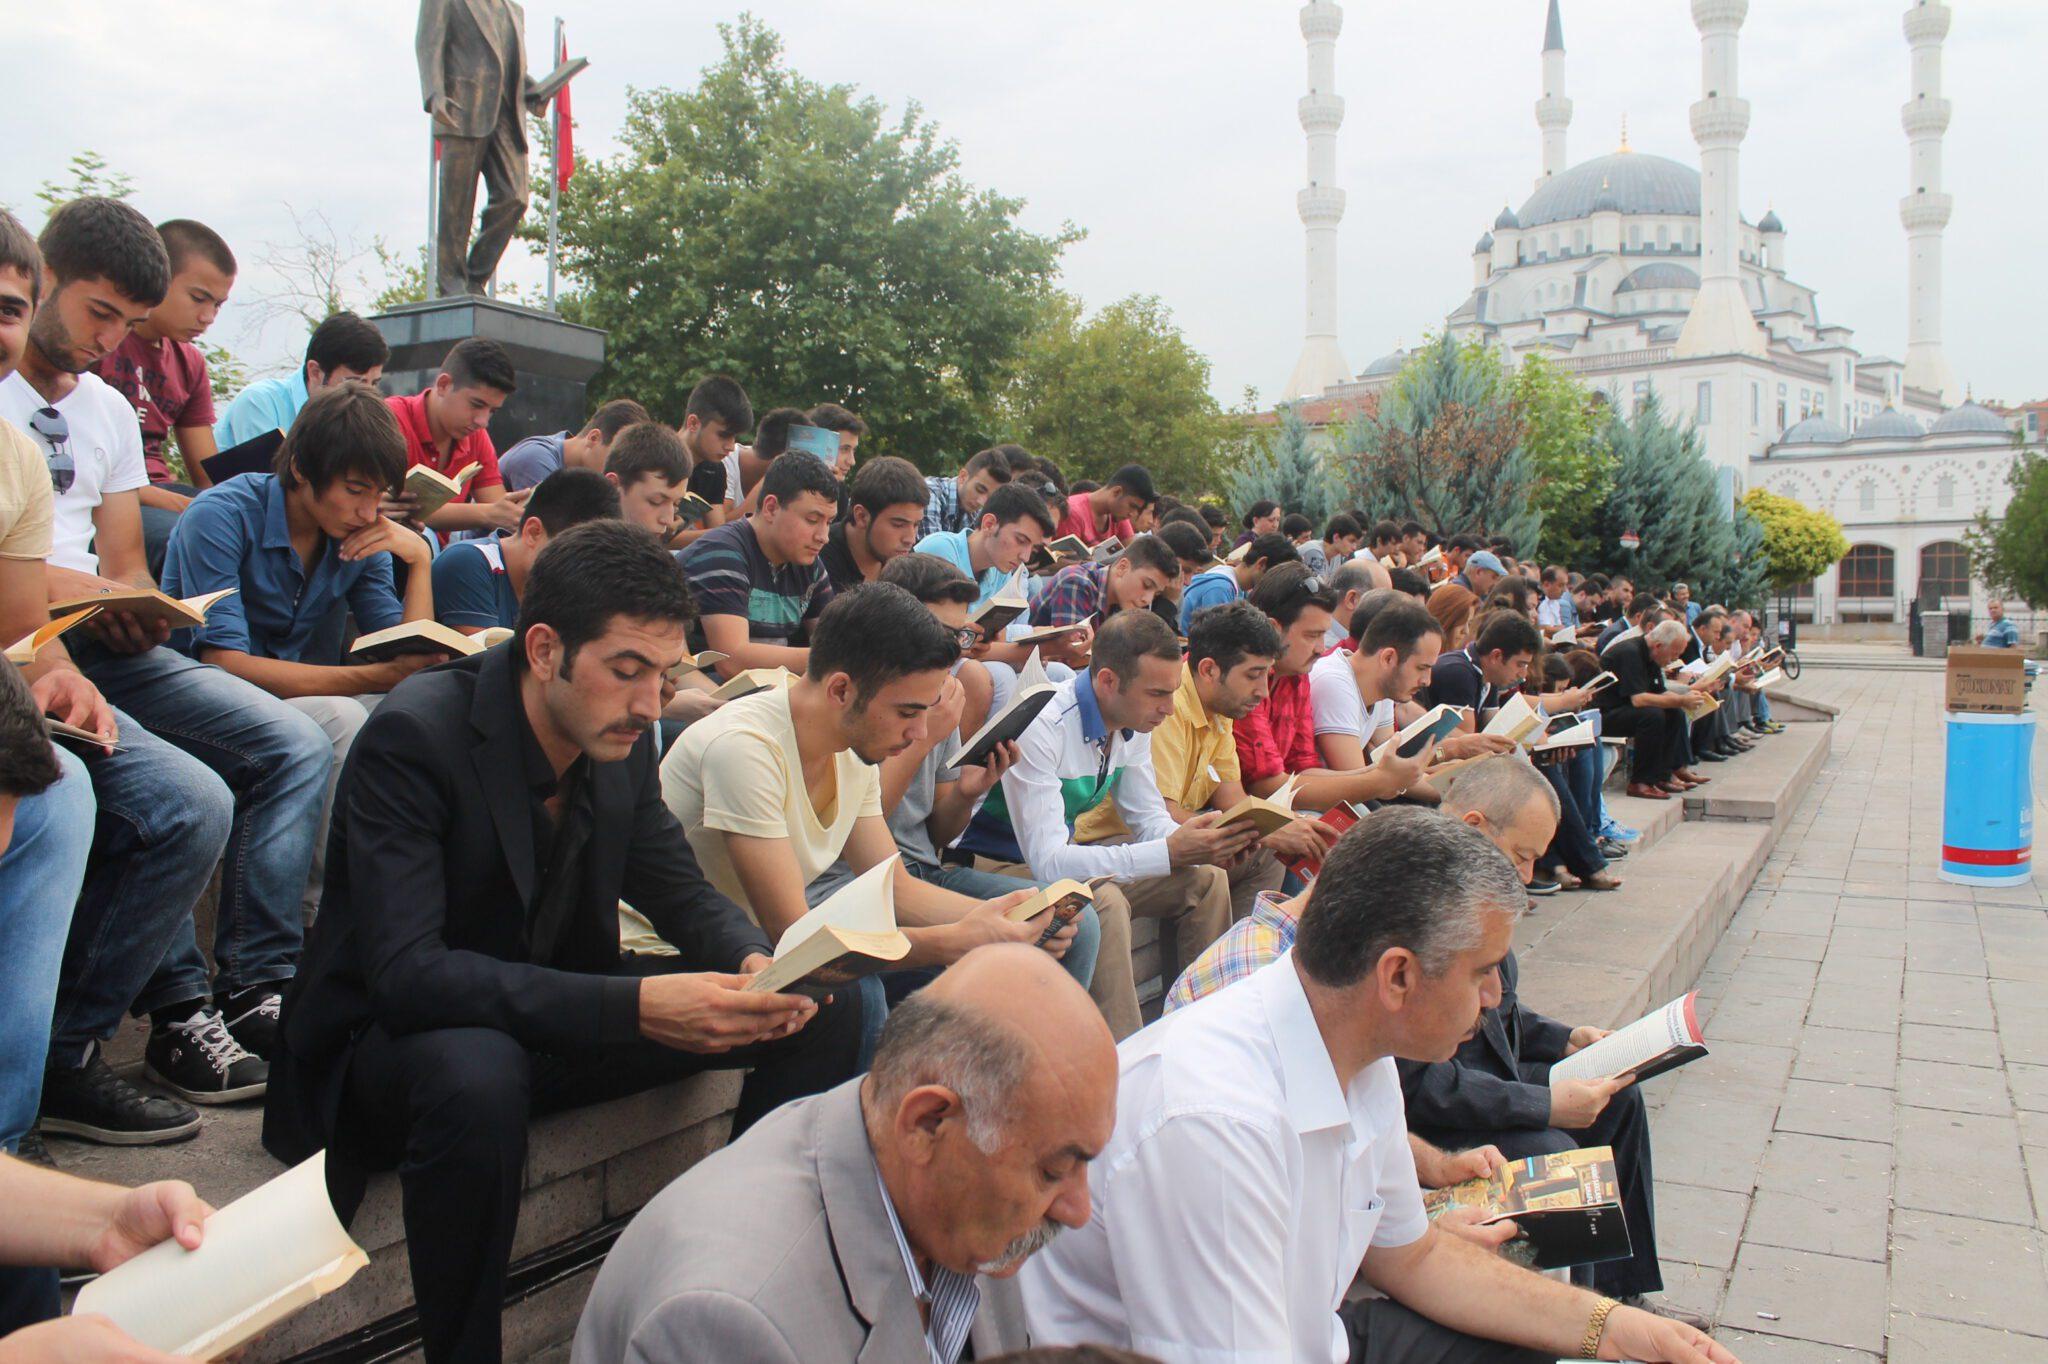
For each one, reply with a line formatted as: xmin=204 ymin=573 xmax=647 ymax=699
xmin=678 ymin=447 xmax=839 ymax=680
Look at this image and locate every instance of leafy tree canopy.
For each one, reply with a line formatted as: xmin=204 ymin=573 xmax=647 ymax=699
xmin=1509 ymin=355 xmax=1613 ymax=567
xmin=1967 ymin=448 xmax=2048 ymax=607
xmin=1738 ymin=486 xmax=1849 ymax=590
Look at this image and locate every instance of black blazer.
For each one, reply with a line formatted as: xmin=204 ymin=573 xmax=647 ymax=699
xmin=264 ymin=646 xmax=771 ymax=1173
xmin=1397 ymin=952 xmax=1576 ymax=1137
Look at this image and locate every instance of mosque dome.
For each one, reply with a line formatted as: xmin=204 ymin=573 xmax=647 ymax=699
xmin=1494 ymin=205 xmax=1522 ymax=231
xmin=1778 ymin=416 xmax=1850 ymax=445
xmin=1361 ymin=349 xmax=1410 ymax=378
xmin=1928 ymin=400 xmax=2008 ymax=435
xmin=1474 ymin=232 xmax=1495 ymax=254
xmin=1515 ymin=151 xmax=1701 ymax=229
xmin=1613 ymin=263 xmax=1701 ymax=295
xmin=1757 ymin=208 xmax=1785 ymax=234
xmin=1854 ymin=408 xmax=1926 ymax=440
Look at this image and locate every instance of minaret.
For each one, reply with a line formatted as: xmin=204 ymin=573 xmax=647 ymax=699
xmin=1535 ymin=0 xmax=1571 ymax=186
xmin=1901 ymin=1 xmax=1957 ymax=403
xmin=1675 ymin=0 xmax=1768 ymax=359
xmin=1283 ymin=1 xmax=1350 ymax=401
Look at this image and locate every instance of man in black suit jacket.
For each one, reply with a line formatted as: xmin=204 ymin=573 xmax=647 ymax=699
xmin=265 ymin=522 xmax=861 ymax=1364
xmin=1399 ymin=759 xmax=1669 ymax=1313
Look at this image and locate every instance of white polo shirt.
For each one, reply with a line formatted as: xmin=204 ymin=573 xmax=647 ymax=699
xmin=1019 ymin=952 xmax=1430 ymax=1363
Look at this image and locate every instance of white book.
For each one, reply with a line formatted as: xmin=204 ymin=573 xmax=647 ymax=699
xmin=1549 ymin=993 xmax=1707 ymax=1086
xmin=1482 ymin=692 xmax=1543 ymax=745
xmin=72 ymin=1151 xmax=368 ymax=1361
xmin=1600 ymin=624 xmax=1643 ymax=654
xmin=1530 ymin=713 xmax=1597 ymax=752
xmin=744 ymin=856 xmax=910 ymax=994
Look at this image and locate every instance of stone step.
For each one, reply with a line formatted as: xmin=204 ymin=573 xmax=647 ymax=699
xmin=1682 ymin=720 xmax=1829 ymax=827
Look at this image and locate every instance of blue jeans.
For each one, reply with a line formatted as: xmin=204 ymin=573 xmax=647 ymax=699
xmin=1563 ymin=744 xmax=1603 ymax=834
xmin=71 ymin=645 xmax=330 ymax=1021
xmin=0 ymin=749 xmax=93 ymax=1148
xmin=1537 ymin=760 xmax=1607 ymax=879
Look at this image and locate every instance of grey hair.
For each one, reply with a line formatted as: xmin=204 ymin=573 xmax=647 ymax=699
xmin=1327 ymin=561 xmax=1376 ymax=597
xmin=1647 ymin=619 xmax=1690 ymax=648
xmin=1295 ymin=806 xmax=1527 ymax=983
xmin=867 ymin=993 xmax=1027 ymax=1154
xmin=1444 ymin=754 xmax=1558 ymax=829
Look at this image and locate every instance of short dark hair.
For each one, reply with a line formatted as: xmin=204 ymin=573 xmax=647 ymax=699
xmin=1539 ymin=564 xmax=1568 ymax=586
xmin=524 ymin=468 xmax=622 ymax=536
xmin=1448 ymin=533 xmax=1485 ymax=554
xmin=1325 ymin=514 xmax=1363 ymax=543
xmin=0 ymin=660 xmax=62 ymax=799
xmin=1114 ymin=533 xmax=1180 ymax=581
xmin=1368 ymin=519 xmax=1402 ymax=547
xmin=1295 ymin=806 xmax=1526 ymax=985
xmin=155 ymin=218 xmax=236 ymax=277
xmin=760 ymin=444 xmax=841 ymax=508
xmin=1346 ymin=587 xmax=1402 ymax=643
xmin=847 ymin=455 xmax=929 ymax=519
xmin=1387 ymin=567 xmax=1430 ymax=601
xmin=1359 ymin=600 xmax=1443 ymax=660
xmin=1071 ymin=480 xmax=1100 ymax=495
xmin=806 ymin=402 xmax=867 ymax=437
xmin=1092 ymin=608 xmax=1182 ymax=687
xmin=1156 ymin=520 xmax=1214 ymax=570
xmin=1243 ymin=533 xmax=1300 ymax=572
xmin=1242 ymin=499 xmax=1280 ymax=528
xmin=38 ymin=196 xmax=168 ymax=305
xmin=979 ymin=481 xmax=1055 ymax=536
xmin=1400 ymin=519 xmax=1427 ymax=538
xmin=0 ymin=210 xmax=44 ymax=307
xmin=1160 ymin=505 xmax=1210 ymax=533
xmin=515 ymin=521 xmax=694 ymax=675
xmin=1105 ymin=464 xmax=1157 ymax=506
xmin=1188 ymin=599 xmax=1281 ymax=676
xmin=1248 ymin=562 xmax=1336 ymax=628
xmin=304 ymin=311 xmax=389 ymax=377
xmin=1005 ymin=446 xmax=1044 ymax=476
xmin=588 ymin=398 xmax=651 ymax=442
xmin=686 ymin=375 xmax=753 ymax=434
xmin=603 ymin=422 xmax=689 ymax=487
xmin=752 ymin=407 xmax=805 ymax=460
xmin=276 ymin=380 xmax=407 ymax=493
xmin=806 ymin=582 xmax=960 ymax=705
xmin=881 ymin=551 xmax=979 ymax=608
xmin=960 ymin=447 xmax=1015 ymax=486
xmin=1281 ymin=513 xmax=1312 ymax=539
xmin=1471 ymin=611 xmax=1542 ymax=662
xmin=442 ymin=336 xmax=516 ymax=394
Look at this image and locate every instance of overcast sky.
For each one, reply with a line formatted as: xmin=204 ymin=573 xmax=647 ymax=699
xmin=7 ymin=1 xmax=2040 ymax=414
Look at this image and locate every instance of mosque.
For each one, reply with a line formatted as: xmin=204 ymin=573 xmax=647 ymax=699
xmin=1282 ymin=0 xmax=2033 ymax=628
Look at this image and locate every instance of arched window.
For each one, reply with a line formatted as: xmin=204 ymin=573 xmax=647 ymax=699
xmin=1837 ymin=543 xmax=1896 ymax=621
xmin=1628 ymin=225 xmax=1643 ymax=249
xmin=1656 ymin=224 xmax=1669 ymax=249
xmin=1935 ymin=473 xmax=1956 ymax=511
xmin=1918 ymin=540 xmax=1970 ymax=608
xmin=1857 ymin=478 xmax=1877 ymax=513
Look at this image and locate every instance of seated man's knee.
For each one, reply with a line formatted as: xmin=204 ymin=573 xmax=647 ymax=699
xmin=405 ymin=1029 xmax=534 ymax=1141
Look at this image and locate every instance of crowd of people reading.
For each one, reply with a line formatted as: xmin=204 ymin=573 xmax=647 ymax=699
xmin=0 ymin=196 xmax=1808 ymax=1363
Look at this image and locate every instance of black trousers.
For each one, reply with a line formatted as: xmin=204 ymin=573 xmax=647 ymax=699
xmin=334 ymin=955 xmax=863 ymax=1364
xmin=1341 ymin=1298 xmax=1553 ymax=1362
xmin=1418 ymin=1079 xmax=1661 ymax=1299
xmin=1602 ymin=706 xmax=1688 ymax=785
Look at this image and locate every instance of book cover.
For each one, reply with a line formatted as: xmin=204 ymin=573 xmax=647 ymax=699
xmin=1372 ymin=703 xmax=1466 ymax=764
xmin=786 ymin=424 xmax=841 ymax=466
xmin=948 ymin=650 xmax=1058 ymax=771
xmin=1216 ymin=773 xmax=1301 ymax=837
xmin=1548 ymin=993 xmax=1706 ymax=1086
xmin=199 ymin=428 xmax=285 ymax=485
xmin=406 ymin=462 xmax=480 ymax=519
xmin=346 ymin=619 xmax=482 ymax=663
xmin=1424 ymin=1146 xmax=1633 ymax=1271
xmin=4 ymin=605 xmax=101 ymax=664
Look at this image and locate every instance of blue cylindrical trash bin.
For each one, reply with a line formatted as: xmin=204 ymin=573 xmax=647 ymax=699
xmin=1941 ymin=711 xmax=2036 ymax=885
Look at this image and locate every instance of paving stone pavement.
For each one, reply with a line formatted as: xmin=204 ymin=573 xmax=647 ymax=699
xmin=1643 ymin=668 xmax=2047 ymax=1361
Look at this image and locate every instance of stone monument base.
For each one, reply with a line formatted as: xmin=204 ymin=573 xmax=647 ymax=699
xmin=371 ymin=296 xmax=607 ymax=451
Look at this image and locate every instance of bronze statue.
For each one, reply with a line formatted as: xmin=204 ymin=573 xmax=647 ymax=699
xmin=416 ymin=0 xmax=579 ymax=297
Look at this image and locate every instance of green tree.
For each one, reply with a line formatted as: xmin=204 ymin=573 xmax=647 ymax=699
xmin=1509 ymin=355 xmax=1612 ymax=566
xmin=1227 ymin=400 xmax=1339 ymax=526
xmin=1593 ymin=394 xmax=1761 ymax=605
xmin=546 ymin=16 xmax=1076 ymax=463
xmin=1967 ymin=448 xmax=2048 ymax=607
xmin=997 ymin=293 xmax=1233 ymax=492
xmin=33 ymin=150 xmax=135 ymax=212
xmin=1738 ymin=486 xmax=1848 ymax=591
xmin=1335 ymin=334 xmax=1542 ymax=552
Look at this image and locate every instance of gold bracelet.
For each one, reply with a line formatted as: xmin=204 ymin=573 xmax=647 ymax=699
xmin=1580 ymin=1296 xmax=1619 ymax=1359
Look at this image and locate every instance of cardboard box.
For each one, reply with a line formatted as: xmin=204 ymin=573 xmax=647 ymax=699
xmin=1945 ymin=645 xmax=2029 ymax=714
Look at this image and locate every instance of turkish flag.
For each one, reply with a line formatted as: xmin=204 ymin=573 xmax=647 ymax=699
xmin=555 ymin=28 xmax=575 ymax=192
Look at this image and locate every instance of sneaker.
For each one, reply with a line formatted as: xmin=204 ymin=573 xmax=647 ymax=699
xmin=40 ymin=1050 xmax=201 ymax=1146
xmin=221 ymin=988 xmax=283 ymax=1061
xmin=1528 ymin=875 xmax=1562 ymax=896
xmin=1599 ymin=838 xmax=1630 ymax=860
xmin=144 ymin=1009 xmax=268 ymax=1104
xmin=1599 ymin=820 xmax=1642 ymax=843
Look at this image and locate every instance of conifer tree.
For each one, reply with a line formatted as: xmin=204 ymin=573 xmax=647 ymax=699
xmin=1593 ymin=394 xmax=1762 ymax=605
xmin=1228 ymin=401 xmax=1340 ymax=525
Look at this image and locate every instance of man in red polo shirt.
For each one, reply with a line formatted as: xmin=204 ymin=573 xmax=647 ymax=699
xmin=1053 ymin=463 xmax=1154 ymax=547
xmin=384 ymin=336 xmax=527 ymax=536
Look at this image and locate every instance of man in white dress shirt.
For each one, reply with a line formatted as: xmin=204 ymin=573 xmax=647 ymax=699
xmin=1018 ymin=806 xmax=1739 ymax=1364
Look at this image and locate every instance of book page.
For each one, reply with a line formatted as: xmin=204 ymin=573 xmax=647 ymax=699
xmin=72 ymin=1151 xmax=367 ymax=1360
xmin=1014 ymin=647 xmax=1049 ymax=694
xmin=770 ymin=855 xmax=899 ymax=961
xmin=4 ymin=605 xmax=100 ymax=663
xmin=1549 ymin=993 xmax=1702 ymax=1085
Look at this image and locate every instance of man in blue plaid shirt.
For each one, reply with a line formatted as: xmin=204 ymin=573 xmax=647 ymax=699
xmin=1028 ymin=536 xmax=1180 ymax=631
xmin=918 ymin=447 xmax=1011 ymax=539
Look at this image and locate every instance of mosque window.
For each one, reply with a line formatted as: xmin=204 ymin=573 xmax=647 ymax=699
xmin=1919 ymin=541 xmax=1970 ymax=607
xmin=1857 ymin=479 xmax=1877 ymax=513
xmin=1935 ymin=474 xmax=1955 ymax=510
xmin=1573 ymin=228 xmax=1586 ymax=254
xmin=1682 ymin=226 xmax=1696 ymax=250
xmin=1656 ymin=225 xmax=1669 ymax=249
xmin=1751 ymin=383 xmax=1762 ymax=426
xmin=1629 ymin=225 xmax=1642 ymax=249
xmin=1548 ymin=233 xmax=1560 ymax=257
xmin=1697 ymin=381 xmax=1713 ymax=425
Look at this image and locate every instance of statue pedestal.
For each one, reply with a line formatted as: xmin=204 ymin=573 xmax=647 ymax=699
xmin=371 ymin=296 xmax=607 ymax=451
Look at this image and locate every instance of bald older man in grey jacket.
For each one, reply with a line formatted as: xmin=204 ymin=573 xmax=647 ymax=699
xmin=572 ymin=945 xmax=1117 ymax=1364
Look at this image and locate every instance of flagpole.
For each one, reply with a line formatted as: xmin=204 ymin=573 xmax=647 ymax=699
xmin=546 ymin=15 xmax=562 ymax=313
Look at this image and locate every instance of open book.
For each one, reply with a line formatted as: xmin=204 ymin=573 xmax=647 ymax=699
xmin=1280 ymin=800 xmax=1368 ymax=881
xmin=1530 ymin=711 xmax=1597 ymax=752
xmin=1088 ymin=536 xmax=1124 ymax=564
xmin=1600 ymin=624 xmax=1642 ymax=653
xmin=1584 ymin=670 xmax=1618 ymax=694
xmin=347 ymin=619 xmax=485 ymax=663
xmin=1371 ymin=703 xmax=1466 ymax=764
xmin=1482 ymin=692 xmax=1544 ymax=746
xmin=744 ymin=856 xmax=910 ymax=994
xmin=406 ymin=461 xmax=481 ymax=519
xmin=948 ymin=649 xmax=1058 ymax=772
xmin=1424 ymin=1146 xmax=1633 ymax=1272
xmin=1009 ymin=614 xmax=1094 ymax=649
xmin=4 ymin=605 xmax=101 ymax=664
xmin=1224 ymin=540 xmax=1251 ymax=564
xmin=199 ymin=427 xmax=285 ymax=485
xmin=1005 ymin=877 xmax=1109 ymax=945
xmin=671 ymin=491 xmax=716 ymax=530
xmin=1216 ymin=773 xmax=1303 ymax=837
xmin=71 ymin=1150 xmax=368 ymax=1361
xmin=969 ymin=569 xmax=1032 ymax=640
xmin=1751 ymin=667 xmax=1784 ymax=688
xmin=1029 ymin=535 xmax=1093 ymax=572
xmin=665 ymin=649 xmax=730 ymax=681
xmin=1681 ymin=691 xmax=1722 ymax=720
xmin=713 ymin=666 xmax=794 ymax=702
xmin=49 ymin=587 xmax=238 ymax=631
xmin=1549 ymin=992 xmax=1707 ymax=1086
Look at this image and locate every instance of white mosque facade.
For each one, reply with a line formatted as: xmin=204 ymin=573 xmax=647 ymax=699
xmin=1284 ymin=0 xmax=2033 ymax=628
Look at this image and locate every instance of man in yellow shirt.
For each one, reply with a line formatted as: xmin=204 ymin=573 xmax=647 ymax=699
xmin=1077 ymin=599 xmax=1336 ymax=914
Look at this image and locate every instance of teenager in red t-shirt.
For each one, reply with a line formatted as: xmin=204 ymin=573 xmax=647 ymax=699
xmin=1052 ymin=462 xmax=1155 ymax=546
xmin=94 ymin=219 xmax=237 ymax=506
xmin=383 ymin=335 xmax=526 ymax=536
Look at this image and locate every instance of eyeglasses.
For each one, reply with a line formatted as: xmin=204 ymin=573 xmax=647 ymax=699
xmin=954 ymin=625 xmax=984 ymax=649
xmin=29 ymin=407 xmax=74 ymax=495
